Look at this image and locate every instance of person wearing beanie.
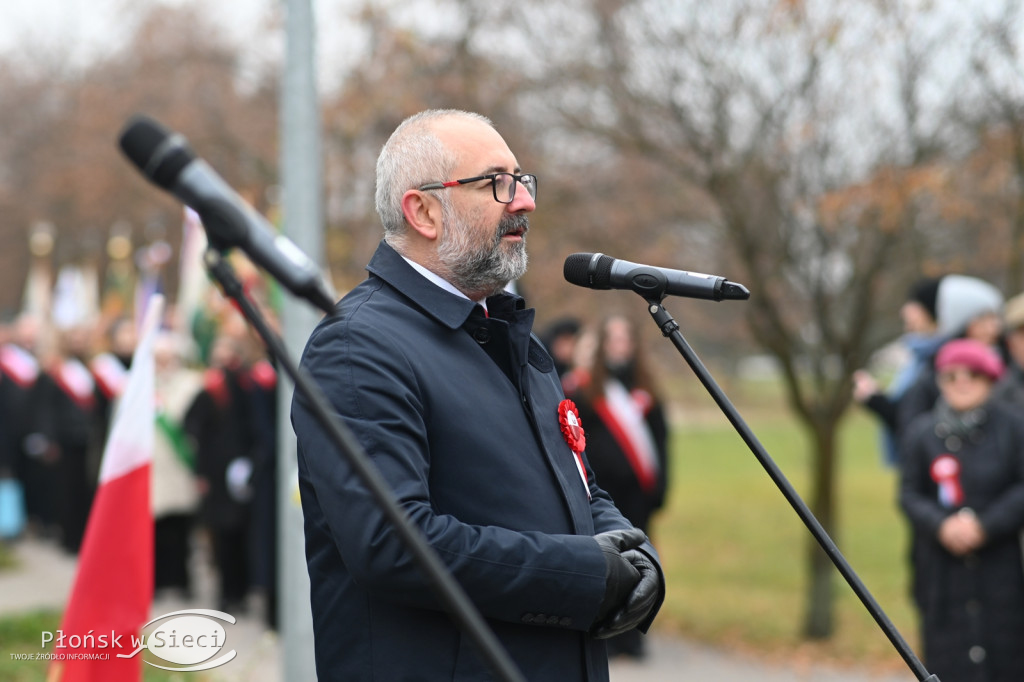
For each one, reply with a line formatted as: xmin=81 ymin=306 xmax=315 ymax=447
xmin=892 ymin=275 xmax=1006 ymax=439
xmin=858 ymin=275 xmax=1007 ymax=466
xmin=899 ymin=337 xmax=1024 ymax=681
xmin=935 ymin=275 xmax=1005 ymax=341
xmin=853 ymin=276 xmax=945 ymax=466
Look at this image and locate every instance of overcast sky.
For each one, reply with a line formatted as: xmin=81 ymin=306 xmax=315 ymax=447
xmin=2 ymin=0 xmax=379 ymax=94
xmin=1 ymin=0 xmax=274 ymax=64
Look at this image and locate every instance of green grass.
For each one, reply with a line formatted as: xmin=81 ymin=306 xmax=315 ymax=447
xmin=651 ymin=404 xmax=918 ymax=672
xmin=0 ymin=611 xmax=59 ymax=682
xmin=0 ymin=541 xmax=17 ymax=570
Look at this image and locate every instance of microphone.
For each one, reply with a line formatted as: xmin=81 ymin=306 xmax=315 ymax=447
xmin=117 ymin=114 xmax=336 ymax=314
xmin=563 ymin=253 xmax=750 ymax=302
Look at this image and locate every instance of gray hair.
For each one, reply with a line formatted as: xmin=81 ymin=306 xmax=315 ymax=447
xmin=374 ymin=109 xmax=494 ymax=248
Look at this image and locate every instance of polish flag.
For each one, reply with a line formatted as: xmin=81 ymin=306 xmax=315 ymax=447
xmin=50 ymin=295 xmax=164 ymax=682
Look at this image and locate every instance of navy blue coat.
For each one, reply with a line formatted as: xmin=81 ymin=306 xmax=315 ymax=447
xmin=292 ymin=242 xmax=663 ymax=681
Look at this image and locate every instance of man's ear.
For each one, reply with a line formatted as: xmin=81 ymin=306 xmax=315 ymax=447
xmin=401 ymin=190 xmax=441 ymax=241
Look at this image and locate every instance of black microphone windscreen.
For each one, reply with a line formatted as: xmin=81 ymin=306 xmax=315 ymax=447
xmin=563 ymin=253 xmax=613 ymax=289
xmin=117 ymin=115 xmax=194 ymax=190
xmin=562 ymin=253 xmax=592 ymax=286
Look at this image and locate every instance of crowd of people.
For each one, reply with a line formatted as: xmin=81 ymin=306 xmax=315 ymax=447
xmin=0 ymin=299 xmax=279 ymax=628
xmin=853 ymin=274 xmax=1024 ymax=682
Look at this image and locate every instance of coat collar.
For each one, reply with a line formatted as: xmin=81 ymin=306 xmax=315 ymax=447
xmin=366 ymin=240 xmax=527 ymax=329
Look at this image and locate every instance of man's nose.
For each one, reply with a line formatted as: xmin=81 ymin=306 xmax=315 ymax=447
xmin=507 ymin=179 xmax=536 ymax=213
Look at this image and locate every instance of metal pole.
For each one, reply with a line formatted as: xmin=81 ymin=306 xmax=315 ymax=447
xmin=278 ymin=0 xmax=321 ymax=679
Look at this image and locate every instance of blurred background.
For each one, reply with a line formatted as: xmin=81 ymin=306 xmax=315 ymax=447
xmin=1 ymin=0 xmax=1023 ymax=679
xmin=3 ymin=0 xmax=1022 ymax=357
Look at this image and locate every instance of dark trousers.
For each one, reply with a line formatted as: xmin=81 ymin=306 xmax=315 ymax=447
xmin=155 ymin=514 xmax=194 ymax=591
xmin=211 ymin=526 xmax=249 ymax=610
xmin=56 ymin=449 xmax=93 ymax=554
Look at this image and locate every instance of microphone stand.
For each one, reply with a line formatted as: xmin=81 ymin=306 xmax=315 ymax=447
xmin=202 ymin=248 xmax=527 ymax=682
xmin=638 ymin=293 xmax=939 ymax=682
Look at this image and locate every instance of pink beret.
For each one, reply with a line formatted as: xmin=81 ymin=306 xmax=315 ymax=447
xmin=935 ymin=339 xmax=1005 ymax=382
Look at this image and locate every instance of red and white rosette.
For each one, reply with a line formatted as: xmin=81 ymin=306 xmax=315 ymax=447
xmin=558 ymin=399 xmax=590 ymax=499
xmin=930 ymin=454 xmax=964 ymax=508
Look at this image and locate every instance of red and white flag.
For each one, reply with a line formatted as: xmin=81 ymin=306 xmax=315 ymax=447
xmin=50 ymin=295 xmax=164 ymax=682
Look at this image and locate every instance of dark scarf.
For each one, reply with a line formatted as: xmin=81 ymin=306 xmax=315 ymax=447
xmin=933 ymin=398 xmax=989 ymax=452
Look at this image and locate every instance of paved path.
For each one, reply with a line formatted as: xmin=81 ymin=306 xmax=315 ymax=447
xmin=0 ymin=537 xmax=918 ymax=681
xmin=609 ymin=636 xmax=914 ymax=682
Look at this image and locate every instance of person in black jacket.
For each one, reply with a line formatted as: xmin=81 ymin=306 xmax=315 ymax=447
xmin=291 ymin=109 xmax=664 ymax=681
xmin=2 ymin=313 xmax=47 ymax=535
xmin=185 ymin=331 xmax=256 ymax=613
xmin=563 ymin=315 xmax=669 ymax=536
xmin=31 ymin=324 xmax=107 ymax=554
xmin=900 ymin=338 xmax=1024 ymax=681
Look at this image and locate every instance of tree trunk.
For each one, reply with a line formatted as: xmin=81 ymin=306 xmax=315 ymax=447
xmin=802 ymin=417 xmax=838 ymax=639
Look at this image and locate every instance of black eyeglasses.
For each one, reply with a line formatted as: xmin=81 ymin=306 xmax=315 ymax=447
xmin=418 ymin=173 xmax=538 ymax=204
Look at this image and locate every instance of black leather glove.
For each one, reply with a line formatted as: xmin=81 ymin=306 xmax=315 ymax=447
xmin=592 ymin=548 xmax=661 ymax=639
xmin=591 ymin=528 xmax=645 ymax=630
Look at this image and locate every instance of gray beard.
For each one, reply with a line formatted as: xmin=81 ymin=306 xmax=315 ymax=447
xmin=437 ymin=212 xmax=529 ymax=298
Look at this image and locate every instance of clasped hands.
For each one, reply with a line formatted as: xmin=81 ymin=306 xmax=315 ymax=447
xmin=591 ymin=527 xmax=660 ymax=639
xmin=938 ymin=508 xmax=986 ymax=557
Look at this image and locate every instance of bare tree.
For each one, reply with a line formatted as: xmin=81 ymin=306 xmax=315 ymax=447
xmin=952 ymin=0 xmax=1024 ymax=292
xmin=498 ymin=0 xmax=975 ymax=638
xmin=0 ymin=3 xmax=279 ymax=318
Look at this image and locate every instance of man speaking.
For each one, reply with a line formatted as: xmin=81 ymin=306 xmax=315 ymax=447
xmin=291 ymin=109 xmax=664 ymax=681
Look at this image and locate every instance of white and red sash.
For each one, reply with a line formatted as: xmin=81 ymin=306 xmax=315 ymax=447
xmin=55 ymin=358 xmax=96 ymax=410
xmin=593 ymin=379 xmax=660 ymax=493
xmin=90 ymin=352 xmax=129 ymax=400
xmin=0 ymin=343 xmax=39 ymax=388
